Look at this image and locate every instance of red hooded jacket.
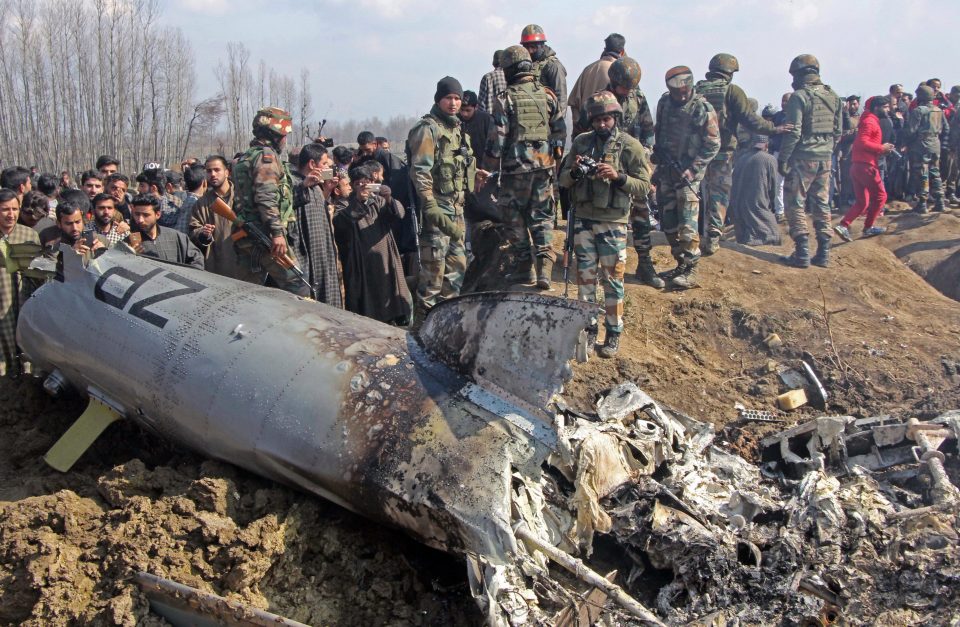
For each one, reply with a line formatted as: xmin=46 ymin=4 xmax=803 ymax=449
xmin=851 ymin=97 xmax=884 ymax=166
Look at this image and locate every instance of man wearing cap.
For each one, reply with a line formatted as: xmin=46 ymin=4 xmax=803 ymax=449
xmin=778 ymin=54 xmax=842 ymax=268
xmin=694 ymin=54 xmax=789 ymax=255
xmin=478 ymin=51 xmax=507 ymax=115
xmin=568 ymin=34 xmax=625 ymax=119
xmin=653 ymin=65 xmax=720 ymax=289
xmin=232 ymin=106 xmax=309 ymax=295
xmin=490 ymin=45 xmax=565 ymax=289
xmin=560 ymin=91 xmax=650 ymax=358
xmin=407 ymin=77 xmax=475 ymax=315
xmin=519 ymin=24 xmax=568 ymax=114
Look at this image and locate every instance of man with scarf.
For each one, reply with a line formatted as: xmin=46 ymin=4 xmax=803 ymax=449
xmin=778 ymin=54 xmax=842 ymax=268
xmin=291 ymin=142 xmax=344 ymax=308
xmin=490 ymin=44 xmax=565 ymax=288
xmin=559 ymin=91 xmax=650 ymax=358
xmin=407 ymin=76 xmax=475 ymax=316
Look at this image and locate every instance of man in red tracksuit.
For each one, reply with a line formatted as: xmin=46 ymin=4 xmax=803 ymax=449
xmin=834 ymin=96 xmax=896 ymax=240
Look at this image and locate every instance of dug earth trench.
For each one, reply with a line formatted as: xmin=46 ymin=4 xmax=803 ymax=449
xmin=1 ymin=207 xmax=958 ymax=625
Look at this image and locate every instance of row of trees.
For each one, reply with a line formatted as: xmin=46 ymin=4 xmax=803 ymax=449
xmin=0 ymin=0 xmax=316 ymax=174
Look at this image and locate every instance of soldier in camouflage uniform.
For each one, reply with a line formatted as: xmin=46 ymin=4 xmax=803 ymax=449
xmin=490 ymin=44 xmax=565 ymax=288
xmin=407 ymin=77 xmax=475 ymax=313
xmin=778 ymin=54 xmax=842 ymax=268
xmin=652 ymin=66 xmax=720 ymax=289
xmin=945 ymin=85 xmax=960 ymax=204
xmin=559 ymin=91 xmax=651 ymax=358
xmin=519 ymin=24 xmax=568 ymax=114
xmin=902 ymin=85 xmax=949 ymax=214
xmin=578 ymin=57 xmax=659 ymax=287
xmin=232 ymin=106 xmax=309 ymax=296
xmin=695 ymin=53 xmax=789 ymax=255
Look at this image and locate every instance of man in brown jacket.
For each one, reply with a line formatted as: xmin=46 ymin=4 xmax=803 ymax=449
xmin=189 ymin=155 xmax=241 ymax=278
xmin=568 ymin=34 xmax=625 ymax=132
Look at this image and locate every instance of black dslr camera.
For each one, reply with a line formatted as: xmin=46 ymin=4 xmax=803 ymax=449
xmin=570 ymin=156 xmax=600 ymax=180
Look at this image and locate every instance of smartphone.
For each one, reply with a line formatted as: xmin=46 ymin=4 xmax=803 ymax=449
xmin=319 ymin=169 xmax=335 ymax=181
xmin=84 ymin=231 xmax=95 ymax=247
xmin=127 ymin=232 xmax=142 ymax=248
xmin=364 ymin=183 xmax=382 ymax=194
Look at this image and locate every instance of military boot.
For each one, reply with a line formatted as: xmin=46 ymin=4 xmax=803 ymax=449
xmin=535 ymin=255 xmax=555 ymax=290
xmin=914 ymin=197 xmax=929 ymax=214
xmin=779 ymin=236 xmax=810 ymax=268
xmin=597 ymin=331 xmax=621 ymax=358
xmin=507 ymin=256 xmax=536 ymax=285
xmin=635 ymin=258 xmax=665 ymax=288
xmin=585 ymin=324 xmax=599 ymax=349
xmin=811 ymin=237 xmax=831 ymax=267
xmin=700 ymin=234 xmax=720 ymax=256
xmin=933 ymin=198 xmax=947 ymax=212
xmin=669 ymin=264 xmax=699 ymax=290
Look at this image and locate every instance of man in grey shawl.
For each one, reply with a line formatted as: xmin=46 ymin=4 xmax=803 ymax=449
xmin=730 ymin=135 xmax=782 ymax=246
xmin=291 ymin=143 xmax=344 ymax=308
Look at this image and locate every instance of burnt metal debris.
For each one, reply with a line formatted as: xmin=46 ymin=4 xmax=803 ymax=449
xmin=18 ymin=247 xmax=960 ymax=625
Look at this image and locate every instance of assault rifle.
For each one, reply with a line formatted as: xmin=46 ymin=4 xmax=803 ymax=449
xmin=562 ymin=203 xmax=576 ymax=298
xmin=210 ymin=197 xmax=314 ymax=298
xmin=653 ymin=147 xmax=702 ymax=202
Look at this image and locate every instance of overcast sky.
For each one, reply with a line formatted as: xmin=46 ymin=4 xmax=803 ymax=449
xmin=165 ymin=0 xmax=960 ymax=125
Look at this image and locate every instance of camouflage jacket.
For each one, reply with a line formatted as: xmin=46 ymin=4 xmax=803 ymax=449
xmin=695 ymin=75 xmax=777 ymax=157
xmin=575 ymin=85 xmax=654 ymax=147
xmin=558 ymin=126 xmax=651 ymax=223
xmin=233 ymin=140 xmax=295 ymax=238
xmin=653 ymin=92 xmax=721 ymax=180
xmin=531 ymin=46 xmax=568 ymax=113
xmin=778 ymin=77 xmax=842 ymax=164
xmin=904 ymin=104 xmax=949 ymax=156
xmin=490 ymin=75 xmax=565 ymax=174
xmin=407 ymin=104 xmax=476 ymax=215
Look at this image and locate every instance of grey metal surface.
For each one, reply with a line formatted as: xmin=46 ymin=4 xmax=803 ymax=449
xmin=19 ymin=248 xmax=593 ymax=562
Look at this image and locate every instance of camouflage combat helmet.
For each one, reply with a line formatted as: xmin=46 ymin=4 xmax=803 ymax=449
xmin=950 ymin=85 xmax=960 ymax=97
xmin=708 ymin=53 xmax=739 ymax=75
xmin=500 ymin=44 xmax=532 ymax=69
xmin=788 ymin=54 xmax=820 ymax=76
xmin=609 ymin=57 xmax=642 ymax=90
xmin=916 ymin=85 xmax=934 ymax=103
xmin=585 ymin=90 xmax=623 ymax=120
xmin=252 ymin=106 xmax=293 ymax=137
xmin=520 ymin=24 xmax=547 ymax=43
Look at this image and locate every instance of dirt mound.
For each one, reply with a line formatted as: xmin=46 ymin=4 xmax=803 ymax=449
xmin=0 ymin=379 xmax=477 ymax=626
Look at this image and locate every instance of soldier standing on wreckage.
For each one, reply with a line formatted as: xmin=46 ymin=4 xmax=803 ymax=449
xmin=777 ymin=54 xmax=842 ymax=269
xmin=652 ymin=66 xmax=720 ymax=289
xmin=520 ymin=24 xmax=568 ymax=115
xmin=902 ymin=84 xmax=949 ymax=214
xmin=407 ymin=77 xmax=476 ymax=316
xmin=694 ymin=53 xmax=791 ymax=256
xmin=560 ymin=91 xmax=651 ymax=358
xmin=232 ymin=106 xmax=309 ymax=296
xmin=490 ymin=44 xmax=565 ymax=289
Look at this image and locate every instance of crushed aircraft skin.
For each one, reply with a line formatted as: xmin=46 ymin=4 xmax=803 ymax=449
xmin=17 ymin=247 xmax=960 ymax=626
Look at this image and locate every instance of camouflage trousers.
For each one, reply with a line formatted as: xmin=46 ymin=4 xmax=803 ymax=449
xmin=235 ymin=232 xmax=311 ymax=297
xmin=702 ymin=157 xmax=733 ymax=237
xmin=499 ymin=169 xmax=556 ymax=260
xmin=656 ymin=169 xmax=702 ymax=264
xmin=417 ymin=221 xmax=467 ymax=310
xmin=783 ymin=159 xmax=833 ymax=242
xmin=909 ymin=152 xmax=943 ymax=201
xmin=942 ymin=148 xmax=958 ymax=197
xmin=574 ymin=219 xmax=627 ymax=333
xmin=629 ymin=198 xmax=653 ymax=258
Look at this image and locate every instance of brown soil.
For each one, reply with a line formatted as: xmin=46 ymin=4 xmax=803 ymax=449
xmin=1 ymin=207 xmax=958 ymax=625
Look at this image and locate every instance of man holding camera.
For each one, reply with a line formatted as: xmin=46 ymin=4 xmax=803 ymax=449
xmin=232 ymin=106 xmax=309 ymax=296
xmin=491 ymin=44 xmax=565 ymax=288
xmin=653 ymin=66 xmax=720 ymax=289
xmin=559 ymin=91 xmax=650 ymax=358
xmin=407 ymin=77 xmax=474 ymax=315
